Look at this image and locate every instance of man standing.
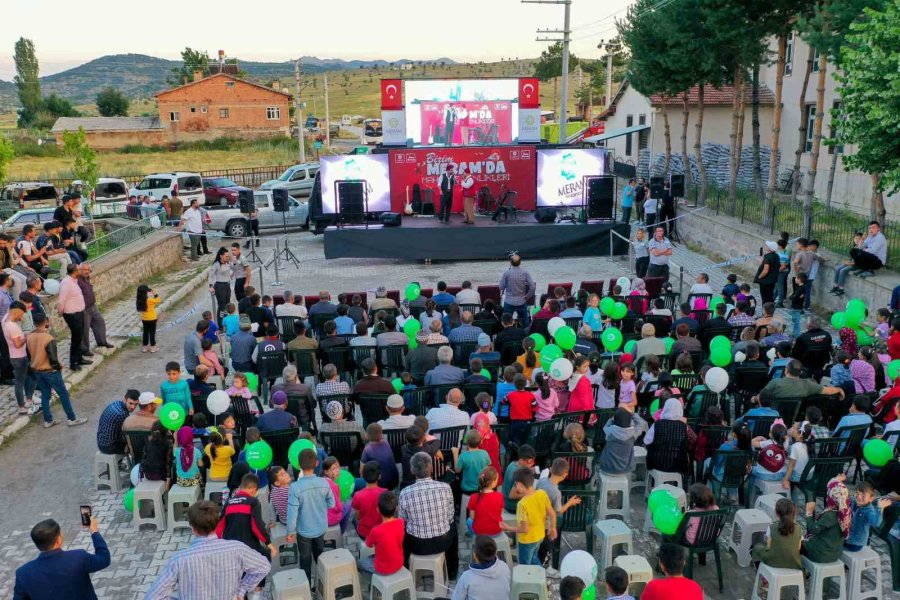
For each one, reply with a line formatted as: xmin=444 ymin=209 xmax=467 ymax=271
xmin=646 ymin=226 xmax=673 ymax=281
xmin=146 ymin=500 xmax=270 ymax=600
xmin=621 ymin=178 xmax=635 ymax=224
xmin=167 ymin=190 xmax=184 ymax=225
xmin=14 ymin=516 xmax=110 ymax=600
xmin=57 ymin=263 xmax=92 ymax=371
xmin=499 ymin=253 xmax=536 ymax=328
xmin=5 ymin=301 xmax=35 ymax=415
xmin=179 ymin=198 xmax=204 ymax=261
xmin=26 ymin=313 xmax=88 ymax=428
xmin=78 ymin=263 xmax=113 ymax=355
xmin=438 ymin=164 xmax=456 ymax=224
xmin=229 ymin=242 xmax=251 ymax=301
xmin=634 ymin=177 xmax=647 ymax=223
xmin=96 ymin=390 xmax=140 ymax=454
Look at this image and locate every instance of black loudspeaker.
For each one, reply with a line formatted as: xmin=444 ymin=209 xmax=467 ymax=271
xmin=238 ymin=189 xmax=255 ymax=214
xmin=272 ymin=188 xmax=289 ymax=212
xmin=650 ymin=176 xmax=665 ymax=199
xmin=587 ymin=177 xmax=615 ymax=219
xmin=670 ymin=173 xmax=685 ymax=197
xmin=337 ymin=181 xmax=365 ymax=224
xmin=534 ymin=207 xmax=557 ymax=223
xmin=380 ymin=212 xmax=402 ymax=227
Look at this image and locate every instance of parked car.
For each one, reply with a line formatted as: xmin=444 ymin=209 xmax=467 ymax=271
xmin=129 ymin=172 xmax=205 ymax=206
xmin=69 ymin=177 xmax=129 ymax=215
xmin=258 ymin=163 xmax=319 ymax=197
xmin=2 ymin=205 xmax=95 ymax=234
xmin=205 ymin=190 xmax=310 ymax=238
xmin=0 ymin=182 xmax=59 ymax=210
xmin=202 ymin=177 xmax=249 ymax=206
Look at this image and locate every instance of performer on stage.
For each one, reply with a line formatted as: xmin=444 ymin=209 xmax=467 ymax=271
xmin=443 ymin=104 xmax=457 ymax=147
xmin=438 ymin=164 xmax=456 ymax=223
xmin=461 ymin=168 xmax=476 ymax=224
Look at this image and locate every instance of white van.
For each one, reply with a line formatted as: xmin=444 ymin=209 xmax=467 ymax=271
xmin=71 ymin=177 xmax=129 ymax=215
xmin=130 ymin=172 xmax=205 ymax=206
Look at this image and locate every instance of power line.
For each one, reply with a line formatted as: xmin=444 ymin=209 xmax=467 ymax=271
xmin=569 ymin=0 xmax=681 ymax=40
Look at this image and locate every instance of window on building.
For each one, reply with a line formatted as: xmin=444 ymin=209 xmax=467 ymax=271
xmin=625 ymin=115 xmax=633 ymax=156
xmin=638 ymin=114 xmax=648 ymax=151
xmin=812 ymin=48 xmax=821 ymax=72
xmin=220 ymin=108 xmax=230 ymax=119
xmin=828 ymin=100 xmax=843 ymax=155
xmin=200 ymin=106 xmax=207 ymax=114
xmin=805 ymin=104 xmax=816 ymax=152
xmin=266 ymin=106 xmax=281 ymax=120
xmin=225 ymin=81 xmax=235 ymax=88
xmin=190 ymin=106 xmax=196 ymax=113
xmin=169 ymin=111 xmax=179 ymax=122
xmin=784 ymin=32 xmax=794 ymax=76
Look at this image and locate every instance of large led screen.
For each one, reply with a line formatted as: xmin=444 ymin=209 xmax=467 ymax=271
xmin=536 ymin=148 xmax=606 ymax=207
xmin=319 ymin=154 xmax=391 ymax=214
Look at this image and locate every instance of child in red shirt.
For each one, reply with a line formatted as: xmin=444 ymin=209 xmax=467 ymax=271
xmin=467 ymin=466 xmax=505 ymax=536
xmin=351 ymin=461 xmax=386 ymax=540
xmin=642 ymin=543 xmax=703 ymax=600
xmin=505 ymin=374 xmax=536 ymax=446
xmin=358 ymin=490 xmax=405 ymax=576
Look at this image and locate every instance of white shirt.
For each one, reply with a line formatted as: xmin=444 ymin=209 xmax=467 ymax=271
xmin=181 ymin=207 xmax=204 ymax=234
xmin=690 ymin=283 xmax=714 ymax=296
xmin=16 ymin=239 xmax=37 ymax=258
xmin=455 ymin=289 xmax=481 ymax=305
xmin=644 ymin=197 xmax=658 ymax=214
xmin=276 ymin=303 xmax=308 ymax=319
xmin=788 ymin=441 xmax=809 ymax=482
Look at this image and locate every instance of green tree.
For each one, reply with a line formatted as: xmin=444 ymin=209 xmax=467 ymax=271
xmin=0 ymin=137 xmax=15 ymax=186
xmin=96 ymin=87 xmax=130 ymax=117
xmin=13 ymin=37 xmax=41 ymax=128
xmin=168 ymin=47 xmax=211 ymax=85
xmin=834 ymin=1 xmax=900 ymax=221
xmin=62 ymin=127 xmax=100 ymax=234
xmin=42 ymin=94 xmax=79 ymax=118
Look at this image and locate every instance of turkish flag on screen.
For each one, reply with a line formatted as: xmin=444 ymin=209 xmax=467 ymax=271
xmin=381 ymin=79 xmax=403 ymax=110
xmin=518 ymin=78 xmax=540 ymax=108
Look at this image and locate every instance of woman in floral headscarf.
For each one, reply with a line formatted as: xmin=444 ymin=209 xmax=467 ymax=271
xmin=629 ymin=278 xmax=649 ymax=314
xmin=839 ymin=327 xmax=859 ymax=358
xmin=802 ymin=475 xmax=851 ymax=563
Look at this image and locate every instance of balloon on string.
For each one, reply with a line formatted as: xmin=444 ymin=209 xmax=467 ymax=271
xmin=130 ymin=464 xmax=141 ymax=486
xmin=648 ymin=488 xmax=677 ymax=513
xmin=43 ymin=278 xmax=61 ymax=295
xmin=159 ymin=402 xmax=186 ymax=431
xmin=624 ymin=339 xmax=637 ymax=355
xmin=650 ymin=398 xmax=659 ymax=415
xmin=555 ymin=326 xmax=577 ymax=350
xmin=391 ymin=378 xmax=404 ymax=393
xmin=653 ymin=504 xmax=683 ymax=535
xmin=529 ymin=333 xmax=546 ymax=352
xmin=582 ymin=585 xmax=597 ymax=600
xmin=245 ymin=372 xmax=259 ymax=394
xmin=541 ymin=344 xmax=563 ymax=371
xmin=709 ymin=296 xmax=725 ymax=310
xmin=599 ymin=297 xmax=615 ymax=316
xmin=560 ymin=550 xmax=598 ymax=588
xmin=602 ymin=327 xmax=623 ymax=352
xmin=337 ymin=469 xmax=355 ymax=501
xmin=549 ymin=358 xmax=574 ymax=381
xmin=289 ymin=439 xmax=317 ymax=470
xmin=548 ymin=317 xmax=566 ymax=337
xmin=207 ymin=390 xmax=230 ymax=415
xmin=709 ymin=336 xmax=731 ymax=353
xmin=705 ymin=367 xmax=730 ymax=393
xmin=887 ymin=360 xmax=900 ymax=380
xmin=611 ymin=302 xmax=628 ymax=320
xmin=845 ymin=298 xmax=866 ymax=326
xmin=855 ymin=329 xmax=873 ymax=346
xmin=767 ymin=347 xmax=777 ymax=360
xmin=663 ymin=337 xmax=675 ymax=353
xmin=408 ymin=337 xmax=418 ymax=350
xmin=123 ymin=488 xmax=135 ymax=512
xmin=480 ymin=368 xmax=492 ymax=381
xmin=404 ymin=283 xmax=421 ymax=301
xmin=863 ymin=439 xmax=893 ymax=467
xmin=734 ymin=351 xmax=747 ymax=364
xmin=403 ymin=319 xmax=421 ymax=336
xmin=831 ymin=311 xmax=846 ymax=330
xmin=711 ymin=348 xmax=732 ymax=367
xmin=245 ymin=440 xmax=273 ymax=470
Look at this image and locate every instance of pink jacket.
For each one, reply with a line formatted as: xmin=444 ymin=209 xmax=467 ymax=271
xmin=57 ymin=276 xmax=85 ymax=314
xmin=567 ymin=375 xmax=594 ymax=413
xmin=326 ymin=478 xmax=343 ymax=526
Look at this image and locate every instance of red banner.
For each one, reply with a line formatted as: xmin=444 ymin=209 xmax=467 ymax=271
xmin=388 ymin=146 xmax=537 ymax=212
xmin=419 ymin=101 xmax=513 ymax=145
xmin=518 ymin=77 xmax=540 ymax=109
xmin=381 ymin=79 xmax=402 ymax=110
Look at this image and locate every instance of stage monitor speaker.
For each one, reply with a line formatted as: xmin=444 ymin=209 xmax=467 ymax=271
xmin=337 ymin=181 xmax=365 ymax=224
xmin=649 ymin=176 xmax=665 ymax=199
xmin=587 ymin=177 xmax=615 ymax=219
xmin=670 ymin=173 xmax=685 ymax=197
xmin=534 ymin=207 xmax=557 ymax=223
xmin=238 ymin=189 xmax=255 ymax=214
xmin=272 ymin=188 xmax=289 ymax=212
xmin=380 ymin=212 xmax=402 ymax=227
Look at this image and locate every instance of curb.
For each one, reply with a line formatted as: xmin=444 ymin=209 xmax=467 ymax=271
xmin=0 ymin=265 xmax=211 ymax=448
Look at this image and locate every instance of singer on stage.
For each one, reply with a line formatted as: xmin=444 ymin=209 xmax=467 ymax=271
xmin=438 ymin=164 xmax=456 ymax=223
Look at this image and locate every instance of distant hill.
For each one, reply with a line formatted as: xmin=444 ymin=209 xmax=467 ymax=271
xmin=0 ymin=53 xmax=459 ymax=107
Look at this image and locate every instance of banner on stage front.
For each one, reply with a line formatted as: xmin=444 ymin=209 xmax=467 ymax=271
xmin=381 ymin=110 xmax=406 ymax=146
xmin=536 ymin=148 xmax=606 ymax=207
xmin=518 ymin=108 xmax=541 ymax=143
xmin=388 ymin=146 xmax=537 ymax=212
xmin=320 ymin=154 xmax=392 ymax=214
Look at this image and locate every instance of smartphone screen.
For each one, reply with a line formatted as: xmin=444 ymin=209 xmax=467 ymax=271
xmin=80 ymin=505 xmax=92 ymax=527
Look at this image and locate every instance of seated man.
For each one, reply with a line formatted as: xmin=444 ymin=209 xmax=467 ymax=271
xmin=832 ymin=221 xmax=887 ymax=296
xmin=671 ymin=302 xmax=699 ymax=333
xmin=188 ymin=365 xmax=215 ymax=397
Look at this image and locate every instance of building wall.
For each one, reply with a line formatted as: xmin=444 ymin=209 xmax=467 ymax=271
xmin=603 ymin=85 xmax=651 ymax=163
xmin=53 ymin=129 xmax=167 ymax=150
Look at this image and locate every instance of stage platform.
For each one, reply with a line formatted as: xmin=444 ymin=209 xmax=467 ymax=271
xmin=323 ymin=215 xmax=631 ymax=261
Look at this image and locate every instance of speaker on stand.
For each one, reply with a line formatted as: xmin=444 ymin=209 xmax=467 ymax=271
xmin=583 ymin=175 xmax=616 ymax=220
xmin=335 ymin=180 xmax=368 ymax=228
xmin=268 ymin=189 xmax=300 ymax=268
xmin=237 ymin=189 xmax=262 ymax=262
xmin=649 ymin=176 xmax=665 ymax=200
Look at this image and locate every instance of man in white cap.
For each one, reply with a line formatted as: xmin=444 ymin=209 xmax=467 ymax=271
xmin=122 ymin=392 xmax=160 ymax=432
xmin=318 ymin=400 xmax=367 ymax=441
xmin=755 ymin=240 xmax=781 ymax=304
xmin=379 ymin=394 xmax=416 ymax=430
xmin=405 ymin=330 xmax=439 ymax=384
xmin=369 ymin=287 xmax=397 ymax=312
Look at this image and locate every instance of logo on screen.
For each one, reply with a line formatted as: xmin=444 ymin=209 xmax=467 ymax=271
xmin=525 ymin=115 xmax=536 ymax=126
xmin=343 ymin=158 xmax=363 ymax=179
xmin=389 ymin=117 xmax=399 ymax=128
xmin=561 ymin=152 xmax=577 ymax=181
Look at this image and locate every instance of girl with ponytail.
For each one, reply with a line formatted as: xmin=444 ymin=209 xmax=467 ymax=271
xmin=466 ymin=466 xmax=504 ymax=537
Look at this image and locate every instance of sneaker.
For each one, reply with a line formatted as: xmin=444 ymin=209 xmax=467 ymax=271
xmin=18 ymin=407 xmax=28 ymax=415
xmin=834 ymin=289 xmax=846 ymax=296
xmin=43 ymin=419 xmax=60 ymax=429
xmin=28 ymin=404 xmax=42 ymax=416
xmin=545 ymin=567 xmax=561 ymax=578
xmin=142 ymin=346 xmax=148 ymax=353
xmin=67 ymin=417 xmax=88 ymax=427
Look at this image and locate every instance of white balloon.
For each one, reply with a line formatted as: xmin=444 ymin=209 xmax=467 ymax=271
xmin=734 ymin=351 xmax=747 ymax=364
xmin=43 ymin=278 xmax=61 ymax=295
xmin=705 ymin=366 xmax=730 ymax=393
xmin=616 ymin=276 xmax=631 ymax=295
xmin=207 ymin=390 xmax=231 ymax=415
xmin=549 ymin=357 xmax=574 ymax=381
xmin=560 ymin=550 xmax=598 ymax=587
xmin=547 ymin=317 xmax=566 ymax=336
xmin=767 ymin=348 xmax=777 ymax=360
xmin=130 ymin=464 xmax=140 ymax=486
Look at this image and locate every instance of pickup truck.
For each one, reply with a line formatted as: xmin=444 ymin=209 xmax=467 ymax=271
xmin=205 ymin=190 xmax=310 ymax=238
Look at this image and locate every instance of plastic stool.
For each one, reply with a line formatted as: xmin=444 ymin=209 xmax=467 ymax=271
xmin=204 ymin=479 xmax=227 ymax=506
xmin=370 ymin=567 xmax=415 ymax=600
xmin=751 ymin=564 xmax=805 ymax=600
xmin=510 ymin=565 xmax=548 ymax=600
xmin=133 ymin=479 xmax=166 ymax=531
xmin=324 ymin=524 xmax=344 ymax=550
xmin=272 ymin=523 xmax=301 ymax=575
xmin=166 ymin=484 xmax=200 ymax=531
xmin=644 ymin=470 xmax=683 ymax=498
xmin=273 ymin=568 xmax=313 ymax=600
xmin=597 ymin=472 xmax=630 ymax=521
xmin=727 ymin=509 xmax=770 ymax=568
xmin=408 ymin=553 xmax=448 ymax=600
xmin=594 ymin=519 xmax=633 ymax=571
xmin=631 ymin=447 xmax=648 ymax=492
xmin=801 ymin=556 xmax=846 ymax=600
xmin=459 ymin=493 xmax=471 ymax=538
xmin=358 ymin=540 xmax=374 ymax=560
xmin=492 ymin=533 xmax=514 ymax=565
xmin=751 ymin=478 xmax=788 ymax=506
xmin=840 ymin=547 xmax=883 ymax=600
xmin=613 ymin=555 xmax=653 ymax=599
xmin=317 ymin=548 xmax=362 ymax=600
xmin=94 ymin=451 xmax=126 ymax=491
xmin=754 ymin=493 xmax=785 ymax=520
xmin=502 ymin=509 xmax=518 ymax=529
xmin=643 ymin=484 xmax=686 ymax=533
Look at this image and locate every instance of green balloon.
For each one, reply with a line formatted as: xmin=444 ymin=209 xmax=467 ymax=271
xmin=403 ymin=318 xmax=421 ymax=336
xmin=404 ymin=283 xmax=421 ymax=301
xmin=245 ymin=372 xmax=259 ymax=394
xmin=159 ymin=402 xmax=186 ymax=431
xmin=408 ymin=338 xmax=418 ymax=350
xmin=710 ymin=335 xmax=731 ymax=354
xmin=709 ymin=296 xmax=725 ymax=309
xmin=531 ymin=306 xmax=540 ymax=316
xmin=600 ymin=297 xmax=615 ymax=316
xmin=392 ymin=377 xmax=404 ymax=393
xmin=855 ymin=329 xmax=873 ymax=346
xmin=845 ymin=298 xmax=866 ymax=326
xmin=624 ymin=340 xmax=637 ymax=355
xmin=863 ymin=439 xmax=893 ymax=467
xmin=711 ymin=347 xmax=732 ymax=367
xmin=480 ymin=368 xmax=492 ymax=381
xmin=601 ymin=327 xmax=623 ymax=352
xmin=649 ymin=398 xmax=660 ymax=416
xmin=245 ymin=440 xmax=273 ymax=470
xmin=123 ymin=488 xmax=134 ymax=512
xmin=542 ymin=344 xmax=563 ymax=363
xmin=648 ymin=488 xmax=675 ymax=513
xmin=611 ymin=302 xmax=627 ymax=320
xmin=529 ymin=333 xmax=547 ymax=352
xmin=337 ymin=468 xmax=355 ymax=501
xmin=887 ymin=360 xmax=900 ymax=380
xmin=289 ymin=439 xmax=317 ymax=470
xmin=582 ymin=584 xmax=597 ymax=600
xmin=831 ymin=311 xmax=846 ymax=330
xmin=653 ymin=503 xmax=683 ymax=535
xmin=663 ymin=337 xmax=675 ymax=353
xmin=555 ymin=326 xmax=577 ymax=350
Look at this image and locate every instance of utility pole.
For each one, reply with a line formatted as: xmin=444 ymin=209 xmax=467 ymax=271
xmin=324 ymin=75 xmax=331 ymax=146
xmin=524 ymin=0 xmax=572 ymax=144
xmin=294 ymin=59 xmax=306 ymax=163
xmin=599 ymin=39 xmax=622 ymax=109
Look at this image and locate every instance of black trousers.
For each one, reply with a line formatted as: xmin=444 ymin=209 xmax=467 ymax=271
xmin=759 ymin=282 xmax=776 ymax=304
xmin=439 ymin=192 xmax=453 ymax=222
xmin=851 ymin=248 xmax=884 ymax=272
xmin=404 ymin=529 xmax=459 ymax=579
xmin=234 ymin=277 xmax=247 ymax=302
xmin=646 ymin=263 xmax=670 ymax=282
xmin=63 ymin=312 xmax=86 ymax=368
xmin=142 ymin=319 xmax=157 ymax=347
xmin=200 ymin=233 xmax=209 ymax=253
xmin=213 ymin=282 xmax=231 ymax=325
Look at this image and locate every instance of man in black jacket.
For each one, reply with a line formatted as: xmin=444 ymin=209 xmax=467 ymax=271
xmin=494 ymin=312 xmax=527 ymax=363
xmin=215 ymin=473 xmax=275 ymax=591
xmin=438 ymin=164 xmax=456 ymax=223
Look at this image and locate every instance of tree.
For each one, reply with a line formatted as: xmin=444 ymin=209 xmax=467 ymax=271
xmin=834 ymin=0 xmax=900 ymax=221
xmin=533 ymin=41 xmax=580 ymax=123
xmin=42 ymin=94 xmax=79 ymax=118
xmin=96 ymin=87 xmax=130 ymax=117
xmin=14 ymin=37 xmax=41 ymax=128
xmin=168 ymin=47 xmax=210 ymax=85
xmin=62 ymin=127 xmax=100 ymax=235
xmin=0 ymin=137 xmax=14 ymax=186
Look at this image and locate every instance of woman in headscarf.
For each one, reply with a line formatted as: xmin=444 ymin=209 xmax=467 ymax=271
xmin=629 ymin=278 xmax=649 ymax=314
xmin=802 ymin=475 xmax=851 ymax=563
xmin=850 ymin=346 xmax=877 ymax=394
xmin=598 ymin=407 xmax=647 ymax=475
xmin=173 ymin=426 xmax=203 ymax=487
xmin=644 ymin=396 xmax=686 ymax=445
xmin=839 ymin=327 xmax=859 ymax=357
xmin=472 ymin=412 xmax=500 ymax=472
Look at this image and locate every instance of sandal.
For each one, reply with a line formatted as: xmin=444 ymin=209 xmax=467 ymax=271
xmin=150 ymin=346 xmax=159 ymax=353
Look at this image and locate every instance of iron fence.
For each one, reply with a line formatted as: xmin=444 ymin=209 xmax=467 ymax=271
xmin=85 ymin=214 xmax=166 ymax=262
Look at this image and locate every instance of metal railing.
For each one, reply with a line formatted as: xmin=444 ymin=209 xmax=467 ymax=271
xmin=85 ymin=214 xmax=167 ymax=262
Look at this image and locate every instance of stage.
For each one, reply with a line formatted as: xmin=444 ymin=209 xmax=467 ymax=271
xmin=322 ymin=216 xmax=631 ymax=261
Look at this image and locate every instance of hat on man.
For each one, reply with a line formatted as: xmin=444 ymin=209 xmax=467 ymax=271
xmin=139 ymin=392 xmax=161 ymax=405
xmin=765 ymin=240 xmax=779 ymax=252
xmin=477 ymin=333 xmax=491 ymax=348
xmin=239 ymin=315 xmax=252 ymax=330
xmin=386 ymin=394 xmax=405 ymax=410
xmin=376 ymin=286 xmax=387 ymax=298
xmin=415 ymin=330 xmax=429 ymax=343
xmin=325 ymin=401 xmax=344 ymax=420
xmin=272 ymin=391 xmax=287 ymax=406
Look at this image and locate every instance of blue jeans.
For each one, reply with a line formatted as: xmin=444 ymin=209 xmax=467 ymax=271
xmin=791 ymin=308 xmax=803 ymax=337
xmin=518 ymin=540 xmax=542 ymax=565
xmin=357 ymin=555 xmax=375 ymax=574
xmin=503 ymin=302 xmax=531 ymax=329
xmin=621 ymin=206 xmax=632 ymax=224
xmin=834 ymin=263 xmax=855 ymax=286
xmin=35 ymin=370 xmax=77 ymax=423
xmin=775 ymin=271 xmax=789 ymax=304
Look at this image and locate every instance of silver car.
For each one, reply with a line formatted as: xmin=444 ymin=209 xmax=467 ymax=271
xmin=205 ymin=190 xmax=310 ymax=238
xmin=259 ymin=163 xmax=319 ymax=197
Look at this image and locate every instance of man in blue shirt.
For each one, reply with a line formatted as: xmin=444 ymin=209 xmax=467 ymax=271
xmin=431 ymin=281 xmax=456 ymax=307
xmin=14 ymin=516 xmax=111 ymax=600
xmin=735 ymin=388 xmax=780 ymax=429
xmin=621 ymin=178 xmax=635 ymax=224
xmin=230 ymin=318 xmax=257 ymax=373
xmin=448 ymin=312 xmax=483 ymax=343
xmin=96 ymin=389 xmax=140 ymax=454
xmin=256 ymin=391 xmax=299 ymax=432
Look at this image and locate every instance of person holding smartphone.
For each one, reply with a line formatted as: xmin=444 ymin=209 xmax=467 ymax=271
xmin=14 ymin=514 xmax=110 ymax=599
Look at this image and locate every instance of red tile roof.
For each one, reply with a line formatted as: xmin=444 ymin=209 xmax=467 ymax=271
xmin=650 ymin=83 xmax=774 ymax=106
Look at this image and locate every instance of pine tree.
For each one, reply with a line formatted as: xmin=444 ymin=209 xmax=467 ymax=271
xmin=13 ymin=37 xmax=41 ymax=128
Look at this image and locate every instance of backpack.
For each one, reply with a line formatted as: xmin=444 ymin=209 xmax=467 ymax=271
xmin=757 ymin=443 xmax=786 ymax=473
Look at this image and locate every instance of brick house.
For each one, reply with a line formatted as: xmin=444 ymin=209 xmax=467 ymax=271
xmin=155 ymin=72 xmax=292 ymax=143
xmin=50 ymin=116 xmax=166 ymax=150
